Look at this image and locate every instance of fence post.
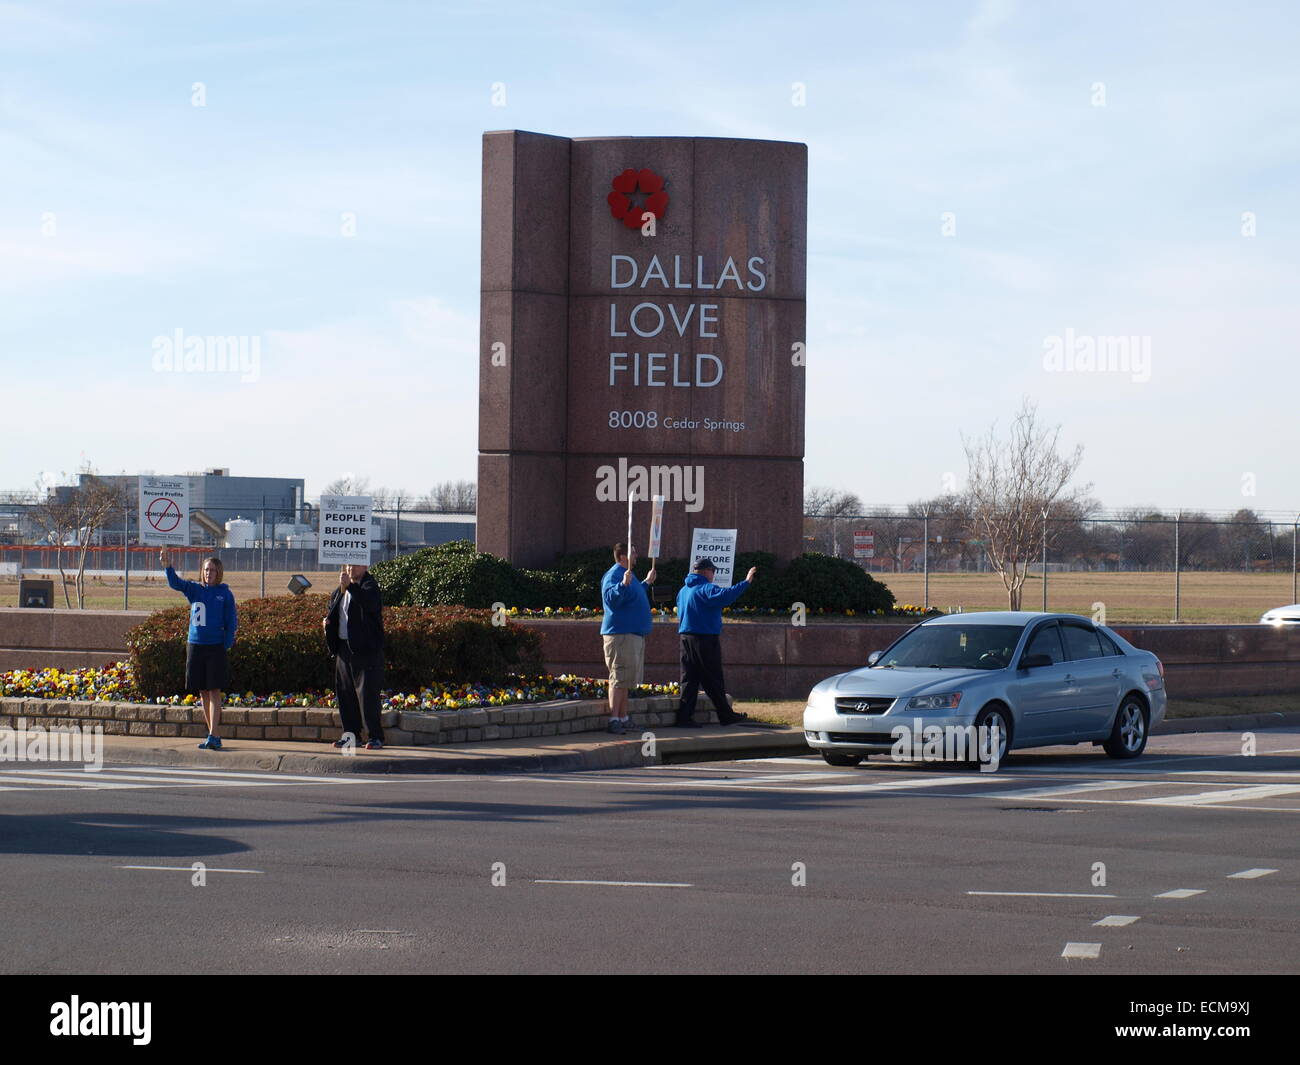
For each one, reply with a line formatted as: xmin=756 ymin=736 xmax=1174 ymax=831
xmin=922 ymin=514 xmax=929 ymax=611
xmin=1174 ymin=514 xmax=1181 ymax=622
xmin=395 ymin=500 xmax=402 ymax=560
xmin=259 ymin=501 xmax=266 ymax=598
xmin=1293 ymin=520 xmax=1298 ymax=605
xmin=122 ymin=504 xmax=130 ymax=610
xmin=1041 ymin=511 xmax=1048 ymax=612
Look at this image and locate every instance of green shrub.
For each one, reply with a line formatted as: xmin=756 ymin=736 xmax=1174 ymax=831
xmin=372 ymin=542 xmax=895 ymax=615
xmin=371 ymin=539 xmax=533 ymax=609
xmin=125 ymin=592 xmax=543 ymax=697
xmin=763 ymin=552 xmax=895 ymax=613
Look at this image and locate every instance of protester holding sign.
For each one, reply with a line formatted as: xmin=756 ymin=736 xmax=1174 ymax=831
xmin=600 ymin=542 xmax=656 ymax=735
xmin=159 ymin=548 xmax=237 ymax=751
xmin=672 ymin=557 xmax=757 ymax=728
xmin=323 ymin=563 xmax=387 ymax=749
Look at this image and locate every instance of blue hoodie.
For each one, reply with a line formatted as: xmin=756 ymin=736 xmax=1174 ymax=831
xmin=166 ymin=567 xmax=237 ymax=648
xmin=600 ymin=563 xmax=653 ymax=636
xmin=676 ymin=573 xmax=750 ymax=635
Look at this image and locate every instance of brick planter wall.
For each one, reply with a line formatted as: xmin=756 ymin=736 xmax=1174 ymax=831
xmin=0 ymin=694 xmax=719 ymax=746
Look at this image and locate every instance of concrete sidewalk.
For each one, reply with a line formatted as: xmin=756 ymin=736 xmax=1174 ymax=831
xmin=28 ymin=710 xmax=1298 ymax=779
xmin=88 ymin=723 xmax=806 ymax=776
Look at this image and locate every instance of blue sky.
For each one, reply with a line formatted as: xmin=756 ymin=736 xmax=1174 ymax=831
xmin=2 ymin=0 xmax=1297 ymax=514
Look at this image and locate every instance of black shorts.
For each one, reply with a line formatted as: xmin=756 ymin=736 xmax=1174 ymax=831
xmin=185 ymin=643 xmax=229 ymax=693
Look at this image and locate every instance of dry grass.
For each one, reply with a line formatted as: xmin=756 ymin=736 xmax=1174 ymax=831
xmin=0 ymin=570 xmax=342 ymax=612
xmin=1 ymin=567 xmax=1294 ymax=624
xmin=876 ymin=570 xmax=1296 ymax=624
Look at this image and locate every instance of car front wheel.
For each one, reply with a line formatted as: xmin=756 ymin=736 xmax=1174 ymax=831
xmin=971 ymin=705 xmax=1012 ymax=769
xmin=1103 ymin=697 xmax=1149 ymax=759
xmin=821 ymin=751 xmax=865 ymax=767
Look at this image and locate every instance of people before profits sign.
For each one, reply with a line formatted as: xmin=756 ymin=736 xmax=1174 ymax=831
xmin=318 ymin=495 xmax=373 ymax=566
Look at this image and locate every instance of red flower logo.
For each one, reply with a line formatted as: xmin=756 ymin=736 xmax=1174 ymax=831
xmin=607 ymin=167 xmax=669 ymax=229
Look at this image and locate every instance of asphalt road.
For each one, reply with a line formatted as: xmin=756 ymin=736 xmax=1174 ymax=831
xmin=1 ymin=730 xmax=1297 ymax=975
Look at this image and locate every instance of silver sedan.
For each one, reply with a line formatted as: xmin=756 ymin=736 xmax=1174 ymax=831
xmin=803 ymin=611 xmax=1167 ymax=770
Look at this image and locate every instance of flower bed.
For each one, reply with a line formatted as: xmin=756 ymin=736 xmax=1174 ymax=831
xmin=0 ymin=662 xmax=678 ymax=712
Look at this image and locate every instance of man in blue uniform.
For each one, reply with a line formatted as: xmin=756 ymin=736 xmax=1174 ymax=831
xmin=600 ymin=542 xmax=656 ymax=735
xmin=672 ymin=557 xmax=757 ymax=728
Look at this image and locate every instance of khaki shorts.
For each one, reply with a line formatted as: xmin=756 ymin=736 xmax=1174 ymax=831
xmin=603 ymin=633 xmax=645 ymax=689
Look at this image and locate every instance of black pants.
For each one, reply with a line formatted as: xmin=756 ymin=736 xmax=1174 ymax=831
xmin=678 ymin=634 xmax=734 ymax=723
xmin=335 ymin=644 xmax=385 ymax=743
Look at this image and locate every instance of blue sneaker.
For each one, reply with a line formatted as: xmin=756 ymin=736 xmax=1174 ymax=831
xmin=198 ymin=736 xmax=224 ymax=750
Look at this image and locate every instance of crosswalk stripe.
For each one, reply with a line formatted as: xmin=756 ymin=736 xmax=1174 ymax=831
xmin=0 ymin=765 xmax=400 ymax=790
xmin=1136 ymin=784 xmax=1300 ymax=807
xmin=990 ymin=780 xmax=1152 ymax=800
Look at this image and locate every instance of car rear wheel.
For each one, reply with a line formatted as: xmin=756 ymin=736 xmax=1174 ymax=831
xmin=1103 ymin=696 xmax=1148 ymax=759
xmin=821 ymin=751 xmax=865 ymax=767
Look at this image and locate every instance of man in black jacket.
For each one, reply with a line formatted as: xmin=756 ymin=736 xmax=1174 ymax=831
xmin=322 ymin=564 xmax=386 ymax=750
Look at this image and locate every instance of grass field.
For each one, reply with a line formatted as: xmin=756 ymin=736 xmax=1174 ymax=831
xmin=1 ymin=568 xmax=1295 ymax=623
xmin=876 ymin=570 xmax=1296 ymax=624
xmin=0 ymin=570 xmax=344 ymax=612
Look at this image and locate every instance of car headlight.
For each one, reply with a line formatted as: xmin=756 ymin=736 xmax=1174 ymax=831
xmin=907 ymin=692 xmax=962 ymax=710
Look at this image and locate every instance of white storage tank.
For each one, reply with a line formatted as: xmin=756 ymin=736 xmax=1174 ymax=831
xmin=224 ymin=518 xmax=256 ymax=549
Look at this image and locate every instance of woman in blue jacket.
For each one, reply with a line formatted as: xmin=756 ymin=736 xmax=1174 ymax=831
xmin=159 ymin=548 xmax=238 ymax=750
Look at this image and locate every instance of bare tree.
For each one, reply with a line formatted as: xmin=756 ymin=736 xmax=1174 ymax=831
xmin=29 ymin=466 xmax=127 ymax=608
xmin=419 ymin=480 xmax=476 ymax=513
xmin=962 ymin=399 xmax=1091 ymax=609
xmin=804 ymin=486 xmax=864 ymax=557
xmin=323 ymin=475 xmax=372 ymax=497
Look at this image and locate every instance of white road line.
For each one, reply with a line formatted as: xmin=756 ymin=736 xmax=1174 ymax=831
xmin=1094 ymin=915 xmax=1141 ymax=927
xmin=1062 ymin=942 xmax=1102 ymax=959
xmin=534 ymin=879 xmax=692 ymax=888
xmin=1227 ymin=868 xmax=1277 ymax=879
xmin=732 ymin=757 xmax=826 ymax=765
xmin=967 ymin=891 xmax=1117 ymax=898
xmin=0 ymin=773 xmax=161 ymax=790
xmin=116 ymin=865 xmax=263 ymax=874
xmin=1175 ymin=775 xmax=1300 ymax=785
xmin=684 ymin=772 xmax=856 ymax=786
xmin=989 ymin=780 xmax=1153 ymax=800
xmin=1155 ymin=889 xmax=1205 ymax=899
xmin=807 ymin=775 xmax=979 ymax=794
xmin=1136 ymin=784 xmax=1300 ymax=807
xmin=97 ymin=765 xmax=393 ymax=784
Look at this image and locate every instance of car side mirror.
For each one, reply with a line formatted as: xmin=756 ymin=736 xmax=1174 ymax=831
xmin=867 ymin=651 xmax=882 ymax=666
xmin=1020 ymin=653 xmax=1053 ymax=669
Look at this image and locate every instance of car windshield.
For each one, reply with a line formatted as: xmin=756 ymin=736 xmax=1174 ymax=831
xmin=876 ymin=624 xmax=1025 ymax=670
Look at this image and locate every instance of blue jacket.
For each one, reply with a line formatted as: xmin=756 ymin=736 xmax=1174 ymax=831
xmin=676 ymin=573 xmax=750 ymax=635
xmin=600 ymin=563 xmax=653 ymax=636
xmin=166 ymin=567 xmax=237 ymax=648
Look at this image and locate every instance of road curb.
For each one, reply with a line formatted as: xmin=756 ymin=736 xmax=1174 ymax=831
xmin=1157 ymin=710 xmax=1300 ymax=734
xmin=95 ymin=728 xmax=805 ymax=776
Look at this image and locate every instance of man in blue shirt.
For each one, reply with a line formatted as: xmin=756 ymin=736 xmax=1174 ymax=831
xmin=672 ymin=557 xmax=757 ymax=728
xmin=600 ymin=542 xmax=656 ymax=735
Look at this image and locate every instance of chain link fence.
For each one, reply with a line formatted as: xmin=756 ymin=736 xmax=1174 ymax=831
xmin=803 ymin=513 xmax=1300 ymax=624
xmin=2 ymin=498 xmax=1297 ymax=622
xmin=0 ymin=500 xmax=474 ymax=611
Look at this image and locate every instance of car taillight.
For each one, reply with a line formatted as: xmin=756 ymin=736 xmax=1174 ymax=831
xmin=1156 ymin=658 xmax=1165 ymax=679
